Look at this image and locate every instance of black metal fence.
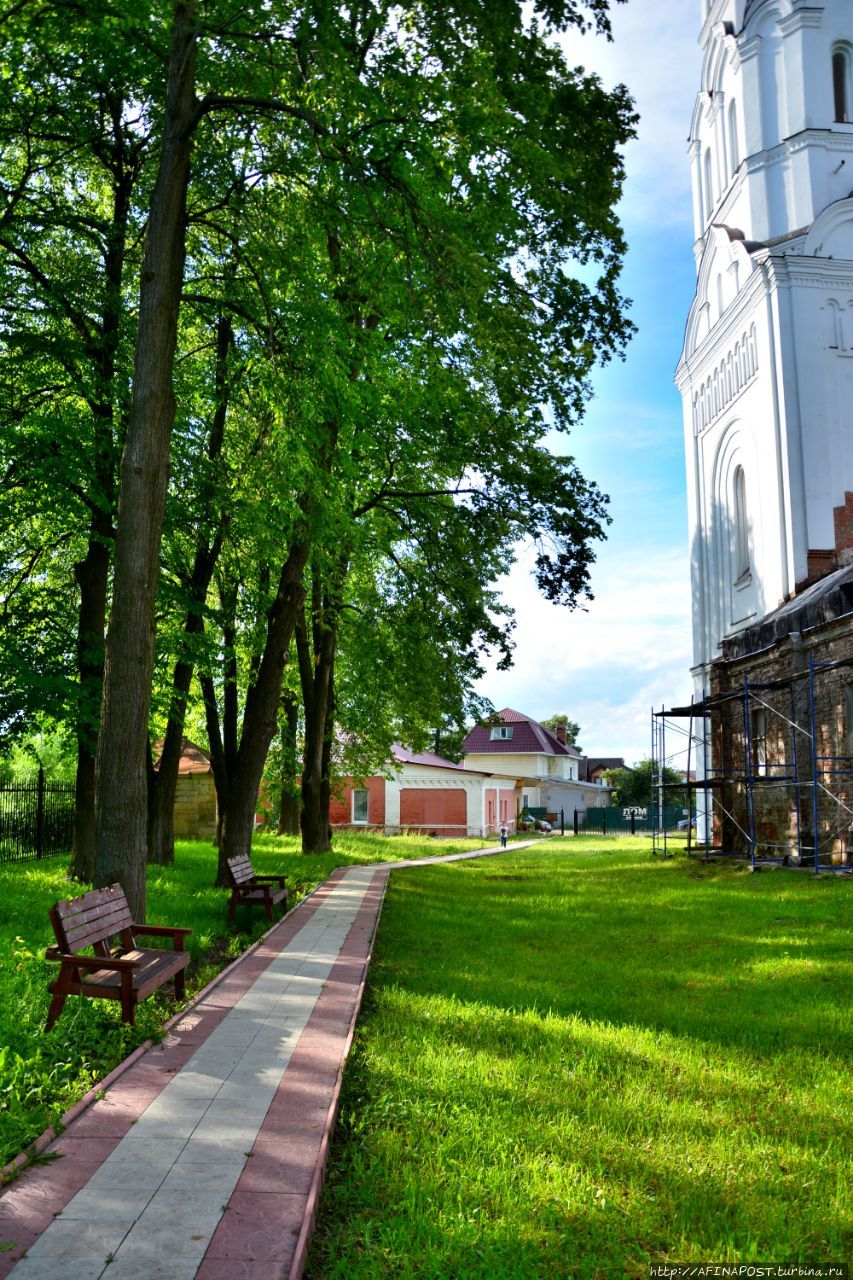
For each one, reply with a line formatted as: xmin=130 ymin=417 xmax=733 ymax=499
xmin=0 ymin=769 xmax=74 ymax=863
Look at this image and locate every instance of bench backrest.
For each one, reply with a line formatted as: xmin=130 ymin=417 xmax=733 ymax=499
xmin=50 ymin=884 xmax=134 ymax=956
xmin=226 ymin=854 xmax=255 ymax=886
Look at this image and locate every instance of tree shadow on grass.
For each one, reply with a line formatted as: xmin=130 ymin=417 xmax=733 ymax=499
xmin=378 ymin=853 xmax=851 ymax=1059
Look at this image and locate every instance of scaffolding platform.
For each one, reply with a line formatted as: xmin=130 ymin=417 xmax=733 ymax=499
xmin=652 ymin=654 xmax=853 ymax=873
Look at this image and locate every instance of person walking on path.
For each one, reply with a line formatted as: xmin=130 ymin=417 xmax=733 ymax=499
xmin=500 ymin=823 xmax=508 ymax=848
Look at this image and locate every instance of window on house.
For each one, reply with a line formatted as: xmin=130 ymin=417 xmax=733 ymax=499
xmin=833 ymin=46 xmax=851 ymax=123
xmin=734 ymin=465 xmax=750 ymax=579
xmin=728 ymin=100 xmax=740 ymax=172
xmin=490 ymin=726 xmax=513 ymax=741
xmin=751 ymin=707 xmax=767 ymax=777
xmin=352 ymin=789 xmax=369 ymax=823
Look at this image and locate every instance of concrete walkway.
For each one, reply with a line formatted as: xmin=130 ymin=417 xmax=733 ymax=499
xmin=0 ymin=840 xmax=542 ymax=1280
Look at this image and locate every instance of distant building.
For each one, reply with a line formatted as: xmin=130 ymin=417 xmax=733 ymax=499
xmin=329 ymin=745 xmax=518 ymax=838
xmin=461 ymin=709 xmax=610 ymax=818
xmin=580 ymin=757 xmax=625 ymax=785
xmin=152 ymin=739 xmax=216 ymax=840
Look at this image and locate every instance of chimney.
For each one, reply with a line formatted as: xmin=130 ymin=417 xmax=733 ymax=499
xmin=555 ymin=724 xmax=567 ymax=745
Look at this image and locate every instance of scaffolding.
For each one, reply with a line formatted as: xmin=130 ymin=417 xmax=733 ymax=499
xmin=652 ymin=653 xmax=853 ymax=873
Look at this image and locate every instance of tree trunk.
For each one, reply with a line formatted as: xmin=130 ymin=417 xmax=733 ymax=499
xmin=68 ymin=536 xmax=110 ymax=881
xmin=148 ymin=312 xmax=231 ymax=864
xmin=277 ymin=691 xmax=300 ymax=836
xmin=93 ymin=5 xmax=199 ymax=921
xmin=69 ymin=139 xmax=131 ymax=882
xmin=296 ymin=591 xmax=338 ymax=855
xmin=214 ymin=536 xmax=310 ymax=881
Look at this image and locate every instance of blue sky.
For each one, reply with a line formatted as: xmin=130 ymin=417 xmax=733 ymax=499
xmin=476 ymin=3 xmax=703 ymax=764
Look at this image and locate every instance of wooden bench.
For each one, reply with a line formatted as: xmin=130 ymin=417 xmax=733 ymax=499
xmin=226 ymin=854 xmax=287 ymax=925
xmin=45 ymin=883 xmax=191 ymax=1031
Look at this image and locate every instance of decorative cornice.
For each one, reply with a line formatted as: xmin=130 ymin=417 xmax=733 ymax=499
xmin=738 ymin=35 xmax=762 ymax=63
xmin=678 ymin=265 xmax=767 ymax=386
xmin=778 ymin=8 xmax=823 ymax=35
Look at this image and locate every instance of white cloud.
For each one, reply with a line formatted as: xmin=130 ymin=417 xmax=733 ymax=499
xmin=562 ymin=3 xmax=702 ymax=230
xmin=477 ymin=541 xmax=694 ymax=765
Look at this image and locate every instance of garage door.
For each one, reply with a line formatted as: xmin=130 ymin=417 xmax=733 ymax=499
xmin=399 ymin=788 xmax=467 ymax=830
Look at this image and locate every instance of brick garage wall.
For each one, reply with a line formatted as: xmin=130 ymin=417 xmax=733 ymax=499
xmin=329 ymin=777 xmax=385 ymax=828
xmin=399 ymin=788 xmax=467 ymax=836
xmin=710 ymin=617 xmax=853 ymax=863
xmin=173 ymin=773 xmax=217 ymax=840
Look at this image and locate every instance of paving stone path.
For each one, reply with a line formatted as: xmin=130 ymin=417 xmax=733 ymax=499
xmin=0 ymin=840 xmax=542 ymax=1280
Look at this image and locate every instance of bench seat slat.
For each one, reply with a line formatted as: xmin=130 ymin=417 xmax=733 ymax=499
xmin=56 ymin=950 xmax=188 ymax=997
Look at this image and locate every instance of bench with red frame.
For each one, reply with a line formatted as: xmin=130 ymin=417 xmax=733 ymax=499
xmin=45 ymin=883 xmax=191 ymax=1031
xmin=225 ymin=854 xmax=288 ymax=925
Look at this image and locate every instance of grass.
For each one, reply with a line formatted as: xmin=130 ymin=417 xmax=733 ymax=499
xmin=306 ymin=837 xmax=852 ymax=1279
xmin=0 ymin=828 xmax=493 ymax=1170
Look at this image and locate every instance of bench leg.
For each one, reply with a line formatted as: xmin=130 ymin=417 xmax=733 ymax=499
xmin=174 ymin=968 xmax=186 ymax=1002
xmin=120 ymin=971 xmax=135 ymax=1025
xmin=265 ymin=895 xmax=274 ymax=924
xmin=45 ymin=965 xmax=74 ymax=1032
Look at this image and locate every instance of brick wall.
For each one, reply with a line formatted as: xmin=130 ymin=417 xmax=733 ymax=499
xmin=834 ymin=491 xmax=853 ymax=567
xmin=329 ymin=777 xmax=386 ymax=828
xmin=399 ymin=787 xmax=467 ymax=835
xmin=173 ymin=773 xmax=217 ymax=840
xmin=709 ymin=617 xmax=853 ymax=864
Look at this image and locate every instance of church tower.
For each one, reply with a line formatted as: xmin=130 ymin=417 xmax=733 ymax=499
xmin=676 ymin=0 xmax=853 ymax=685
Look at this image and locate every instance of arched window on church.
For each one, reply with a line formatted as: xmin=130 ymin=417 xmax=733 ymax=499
xmin=728 ymin=100 xmax=740 ymax=172
xmin=734 ymin=465 xmax=750 ymax=579
xmin=704 ymin=149 xmax=714 ymax=220
xmin=834 ymin=45 xmax=852 ymax=124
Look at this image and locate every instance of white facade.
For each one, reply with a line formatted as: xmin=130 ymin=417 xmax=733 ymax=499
xmin=382 ymin=765 xmax=517 ymax=838
xmin=678 ymin=0 xmax=853 ymax=680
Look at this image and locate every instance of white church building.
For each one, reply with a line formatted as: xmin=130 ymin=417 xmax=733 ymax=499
xmin=673 ymin=0 xmax=853 ymax=866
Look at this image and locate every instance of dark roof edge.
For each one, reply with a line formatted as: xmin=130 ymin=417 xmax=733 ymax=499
xmin=721 ymin=562 xmax=853 ymax=661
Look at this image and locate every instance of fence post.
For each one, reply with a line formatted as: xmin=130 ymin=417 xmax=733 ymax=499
xmin=560 ymin=808 xmax=564 ymax=836
xmin=630 ymin=810 xmax=636 ymax=836
xmin=573 ymin=808 xmax=579 ymax=836
xmin=603 ymin=807 xmax=607 ymax=836
xmin=35 ymin=766 xmax=45 ymax=859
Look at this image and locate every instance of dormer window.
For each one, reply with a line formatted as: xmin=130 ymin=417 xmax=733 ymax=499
xmin=834 ymin=45 xmax=852 ymax=123
xmin=490 ymin=726 xmax=513 ymax=741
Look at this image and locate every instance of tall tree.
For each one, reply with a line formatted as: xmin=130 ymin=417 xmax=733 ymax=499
xmin=1 ymin=0 xmax=633 ymax=914
xmin=541 ymin=715 xmax=583 ymax=748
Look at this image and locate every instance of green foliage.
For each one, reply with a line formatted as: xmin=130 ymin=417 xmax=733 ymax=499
xmin=0 ymin=719 xmax=76 ymax=784
xmin=607 ymin=759 xmax=687 ymax=810
xmin=539 ymin=713 xmax=582 ymax=748
xmin=308 ymin=841 xmax=851 ymax=1276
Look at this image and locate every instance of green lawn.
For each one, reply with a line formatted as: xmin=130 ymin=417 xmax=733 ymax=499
xmin=0 ymin=829 xmax=492 ymax=1170
xmin=307 ymin=837 xmax=852 ymax=1279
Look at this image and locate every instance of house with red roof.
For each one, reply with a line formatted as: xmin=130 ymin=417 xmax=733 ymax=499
xmin=329 ymin=744 xmax=519 ymax=838
xmin=462 ymin=709 xmax=610 ymax=820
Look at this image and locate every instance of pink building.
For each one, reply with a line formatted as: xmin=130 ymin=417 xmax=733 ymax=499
xmin=329 ymin=745 xmax=518 ymax=838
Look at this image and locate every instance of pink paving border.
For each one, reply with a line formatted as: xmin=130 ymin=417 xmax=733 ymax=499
xmin=287 ymin=867 xmax=390 ymax=1280
xmin=191 ymin=866 xmax=390 ymax=1280
xmin=0 ymin=870 xmax=350 ymax=1276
